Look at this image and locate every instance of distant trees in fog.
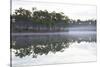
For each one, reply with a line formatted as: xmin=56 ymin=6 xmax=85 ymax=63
xmin=11 ymin=7 xmax=96 ymax=32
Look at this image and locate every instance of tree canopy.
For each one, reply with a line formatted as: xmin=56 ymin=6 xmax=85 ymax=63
xmin=12 ymin=7 xmax=69 ymax=26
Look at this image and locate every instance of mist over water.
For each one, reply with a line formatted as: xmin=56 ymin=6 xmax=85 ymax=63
xmin=11 ymin=25 xmax=96 ymax=66
xmin=11 ymin=1 xmax=97 ymax=66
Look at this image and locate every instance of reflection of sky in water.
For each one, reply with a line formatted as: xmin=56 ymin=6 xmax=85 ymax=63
xmin=11 ymin=31 xmax=96 ymax=66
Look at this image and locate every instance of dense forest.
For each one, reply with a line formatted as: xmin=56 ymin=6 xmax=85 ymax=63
xmin=11 ymin=7 xmax=96 ymax=32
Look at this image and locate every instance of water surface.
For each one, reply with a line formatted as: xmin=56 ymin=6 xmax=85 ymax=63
xmin=11 ymin=31 xmax=96 ymax=67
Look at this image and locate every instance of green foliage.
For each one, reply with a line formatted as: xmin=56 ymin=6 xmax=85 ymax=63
xmin=12 ymin=7 xmax=69 ymax=25
xmin=13 ymin=8 xmax=32 ymax=21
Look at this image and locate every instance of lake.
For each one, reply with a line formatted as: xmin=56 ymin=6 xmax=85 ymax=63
xmin=11 ymin=30 xmax=96 ymax=67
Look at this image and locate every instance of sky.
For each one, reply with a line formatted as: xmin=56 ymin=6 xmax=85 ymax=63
xmin=12 ymin=0 xmax=97 ymax=20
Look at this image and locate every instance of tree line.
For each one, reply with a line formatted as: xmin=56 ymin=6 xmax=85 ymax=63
xmin=11 ymin=7 xmax=96 ymax=32
xmin=11 ymin=7 xmax=69 ymax=26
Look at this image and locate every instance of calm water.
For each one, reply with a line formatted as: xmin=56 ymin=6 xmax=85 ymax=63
xmin=11 ymin=31 xmax=96 ymax=67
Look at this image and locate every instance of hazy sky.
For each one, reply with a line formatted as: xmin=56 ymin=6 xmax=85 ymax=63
xmin=12 ymin=0 xmax=97 ymax=20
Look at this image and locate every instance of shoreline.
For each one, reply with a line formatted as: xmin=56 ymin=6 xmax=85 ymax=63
xmin=11 ymin=31 xmax=96 ymax=36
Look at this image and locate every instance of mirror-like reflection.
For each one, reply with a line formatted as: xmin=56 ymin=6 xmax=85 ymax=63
xmin=11 ymin=31 xmax=96 ymax=58
xmin=11 ymin=35 xmax=70 ymax=58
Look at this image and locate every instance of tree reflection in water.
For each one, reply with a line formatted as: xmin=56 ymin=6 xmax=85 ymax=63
xmin=11 ymin=33 xmax=96 ymax=58
xmin=11 ymin=35 xmax=70 ymax=58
